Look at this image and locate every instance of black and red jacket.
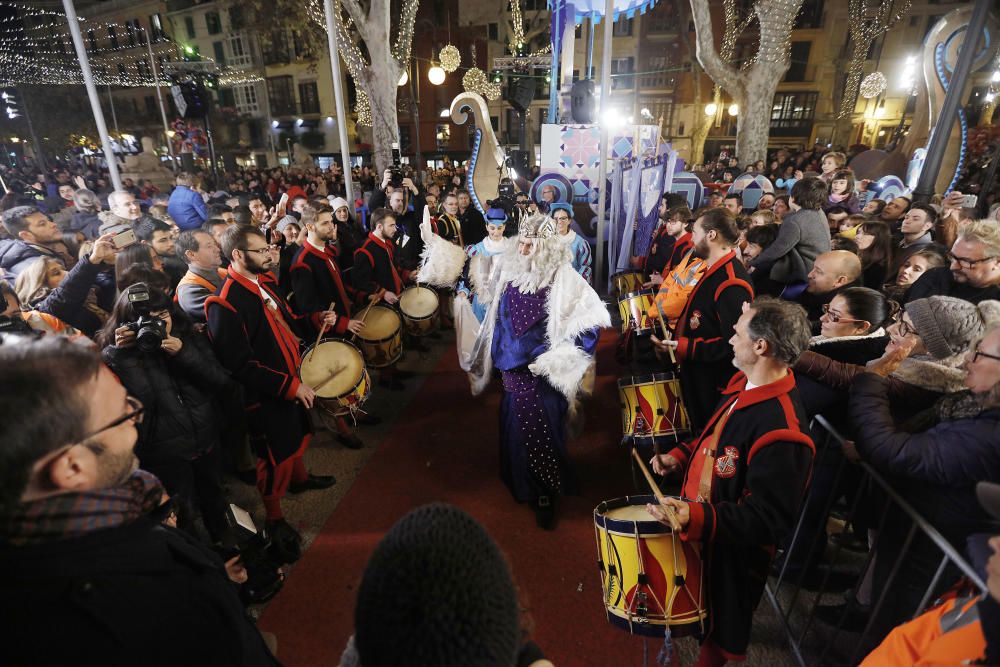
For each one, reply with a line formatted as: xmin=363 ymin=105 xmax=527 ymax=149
xmin=674 ymin=249 xmax=753 ymax=430
xmin=353 ymin=232 xmax=408 ymax=301
xmin=290 ymin=240 xmax=354 ymax=335
xmin=642 ymin=225 xmax=677 ymax=276
xmin=669 ymin=370 xmax=815 ymax=660
xmin=205 ymin=266 xmax=315 ymax=462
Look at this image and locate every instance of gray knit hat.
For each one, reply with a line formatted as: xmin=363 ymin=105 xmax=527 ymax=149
xmin=353 ymin=503 xmax=521 ymax=667
xmin=905 ymin=297 xmax=1000 ymax=360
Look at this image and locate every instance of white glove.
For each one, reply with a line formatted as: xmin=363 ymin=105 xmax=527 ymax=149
xmin=419 ymin=205 xmax=434 ymax=243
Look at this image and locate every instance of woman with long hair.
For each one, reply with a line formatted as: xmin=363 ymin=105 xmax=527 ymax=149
xmin=115 ymin=243 xmax=165 ymax=289
xmin=884 ymin=247 xmax=948 ymax=302
xmin=853 ymin=220 xmax=894 ymax=289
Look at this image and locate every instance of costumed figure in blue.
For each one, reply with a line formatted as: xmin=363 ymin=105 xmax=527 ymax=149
xmin=549 ymin=202 xmax=593 ymax=283
xmin=458 ymin=207 xmax=513 ymax=322
xmin=417 ymin=209 xmax=610 ymax=528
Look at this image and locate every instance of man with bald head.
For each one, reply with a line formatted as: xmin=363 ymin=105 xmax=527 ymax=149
xmin=799 ymin=250 xmax=862 ymax=332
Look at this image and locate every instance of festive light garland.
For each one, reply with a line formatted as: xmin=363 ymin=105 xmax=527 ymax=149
xmin=859 ymin=71 xmax=887 ymax=98
xmin=462 ymin=67 xmax=501 ymax=100
xmin=837 ymin=0 xmax=912 ymax=119
xmin=438 ymin=44 xmax=460 ymax=73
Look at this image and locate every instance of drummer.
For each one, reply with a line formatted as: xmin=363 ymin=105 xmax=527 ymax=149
xmin=353 ymin=208 xmax=412 ymax=390
xmin=290 ymin=200 xmax=371 ymax=449
xmin=647 ymin=297 xmax=815 ymax=666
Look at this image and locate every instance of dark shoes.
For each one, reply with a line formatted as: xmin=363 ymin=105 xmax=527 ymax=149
xmin=265 ymin=518 xmax=302 ymax=564
xmin=534 ymin=496 xmax=556 ymax=531
xmin=337 ymin=433 xmax=364 ymax=450
xmin=289 ymin=473 xmax=336 ymax=494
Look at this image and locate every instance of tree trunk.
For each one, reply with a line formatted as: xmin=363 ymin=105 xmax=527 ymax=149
xmin=361 ymin=70 xmax=401 ymax=175
xmin=691 ymin=89 xmax=716 ymax=166
xmin=734 ymin=75 xmax=775 ymax=166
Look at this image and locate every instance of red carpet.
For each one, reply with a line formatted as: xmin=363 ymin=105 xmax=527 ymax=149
xmin=259 ymin=329 xmax=659 ymax=665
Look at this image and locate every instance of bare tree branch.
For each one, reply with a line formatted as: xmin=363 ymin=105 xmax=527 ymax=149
xmin=688 ymin=0 xmax=740 ymax=91
xmin=392 ymin=0 xmax=419 ymax=65
xmin=339 ymin=0 xmax=371 ymax=44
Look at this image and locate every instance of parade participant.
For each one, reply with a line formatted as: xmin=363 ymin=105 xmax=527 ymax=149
xmin=652 ymin=208 xmax=754 ymax=431
xmin=549 ymin=203 xmax=592 ymax=283
xmin=353 ymin=208 xmax=411 ymax=390
xmin=433 ymin=192 xmax=465 ymax=246
xmin=457 ymin=207 xmax=511 ymax=323
xmin=206 ymin=225 xmax=337 ymax=564
xmin=644 ymin=206 xmax=693 ymax=286
xmin=417 ymin=211 xmax=610 ymax=529
xmin=289 ymin=201 xmax=367 ymax=449
xmin=648 ymin=297 xmax=815 ymax=666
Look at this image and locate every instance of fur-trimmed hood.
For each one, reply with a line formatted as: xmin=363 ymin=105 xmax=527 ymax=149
xmin=881 ymin=355 xmax=968 ymax=394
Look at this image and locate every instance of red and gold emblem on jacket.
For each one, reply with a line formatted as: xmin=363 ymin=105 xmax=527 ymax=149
xmin=689 ymin=310 xmax=702 ymax=330
xmin=714 ymin=446 xmax=740 ymax=478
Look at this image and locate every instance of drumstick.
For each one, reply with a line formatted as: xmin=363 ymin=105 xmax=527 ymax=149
xmin=655 ymin=304 xmax=677 ymax=365
xmin=631 ymin=449 xmax=682 ymax=532
xmin=308 ymin=301 xmax=337 ymax=362
xmin=311 ymin=362 xmax=347 ymax=392
xmin=350 ymin=298 xmax=378 ymax=341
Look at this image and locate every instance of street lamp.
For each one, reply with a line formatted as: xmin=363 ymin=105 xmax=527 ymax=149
xmin=704 ymin=103 xmax=718 ymax=116
xmin=428 ymin=63 xmax=446 ymax=85
xmin=398 ymin=71 xmax=408 ymax=86
xmin=728 ymin=103 xmax=739 ymax=116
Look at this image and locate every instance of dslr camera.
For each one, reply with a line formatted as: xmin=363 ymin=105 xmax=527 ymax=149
xmin=487 ymin=179 xmax=518 ymax=215
xmin=125 ymin=283 xmax=167 ymax=352
xmin=389 ymin=142 xmax=404 ymax=189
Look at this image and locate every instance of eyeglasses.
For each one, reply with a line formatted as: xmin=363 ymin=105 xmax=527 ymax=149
xmin=79 ymin=396 xmax=144 ymax=443
xmin=239 ymin=246 xmax=272 ymax=256
xmin=891 ymin=316 xmax=914 ymax=338
xmin=821 ymin=303 xmax=865 ymax=324
xmin=947 ymin=252 xmax=996 ymax=269
xmin=971 ymin=346 xmax=1000 ymax=364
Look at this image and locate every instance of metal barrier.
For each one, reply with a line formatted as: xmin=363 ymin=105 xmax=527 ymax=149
xmin=763 ymin=415 xmax=987 ymax=666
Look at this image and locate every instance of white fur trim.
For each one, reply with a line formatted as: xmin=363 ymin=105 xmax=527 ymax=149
xmin=529 ymin=344 xmax=593 ymax=400
xmin=885 ymin=356 xmax=967 ymax=394
xmin=418 ymin=234 xmax=467 ymax=287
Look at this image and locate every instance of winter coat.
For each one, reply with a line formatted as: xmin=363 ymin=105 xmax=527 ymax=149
xmin=28 ymin=257 xmax=108 ymax=337
xmin=0 ymin=514 xmax=279 ymax=666
xmin=103 ymin=332 xmax=231 ymax=463
xmin=167 ymin=185 xmax=209 ymax=231
xmin=794 ymin=330 xmax=889 ymax=422
xmin=906 ymin=266 xmax=1000 ymax=305
xmin=68 ymin=210 xmax=103 ymax=239
xmin=751 ymin=208 xmax=831 ymax=284
xmin=849 ymin=372 xmax=1000 ymax=543
xmin=0 ymin=239 xmax=63 ymax=283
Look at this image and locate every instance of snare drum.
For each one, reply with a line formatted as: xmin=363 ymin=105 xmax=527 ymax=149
xmin=594 ymin=495 xmax=706 ymax=636
xmin=299 ymin=339 xmax=370 ymax=416
xmin=611 ymin=270 xmax=646 ymax=297
xmin=618 ymin=373 xmax=690 ymax=443
xmin=356 ymin=305 xmax=403 ymax=368
xmin=617 ymin=289 xmax=656 ymax=335
xmin=399 ymin=285 xmax=440 ymax=336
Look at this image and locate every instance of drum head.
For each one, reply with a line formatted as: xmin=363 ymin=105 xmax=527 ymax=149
xmin=400 ymin=286 xmax=439 ymax=319
xmin=360 ymin=305 xmax=402 ymax=340
xmin=300 ymin=340 xmax=365 ymax=398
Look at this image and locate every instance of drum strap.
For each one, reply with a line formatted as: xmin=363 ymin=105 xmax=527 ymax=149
xmin=694 ymin=399 xmax=736 ymax=502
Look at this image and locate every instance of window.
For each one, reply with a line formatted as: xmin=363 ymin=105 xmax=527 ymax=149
xmin=117 ymin=63 xmax=126 ymax=78
xmin=770 ymin=91 xmax=818 ymax=136
xmin=611 ymin=57 xmax=634 ymax=89
xmin=124 ymin=20 xmax=137 ymax=47
xmin=144 ymin=95 xmax=157 ymax=118
xmin=646 ymin=3 xmax=676 ymax=33
xmin=783 ymin=42 xmax=811 ymax=82
xmin=184 ymin=17 xmax=195 ymax=40
xmin=612 ymin=17 xmax=633 ymax=37
xmin=490 ymin=116 xmax=499 ymax=132
xmin=213 ymin=41 xmax=226 ymax=65
xmin=149 ymin=14 xmax=165 ymax=42
xmin=233 ymin=84 xmax=260 ymax=115
xmin=267 ymin=76 xmax=296 ymax=115
xmin=488 ymin=23 xmax=499 ymax=41
xmin=136 ymin=59 xmax=151 ymax=79
xmin=217 ymin=88 xmax=236 ymax=108
xmin=292 ymin=31 xmax=313 ymax=60
xmin=298 ymin=81 xmax=320 ymax=114
xmin=229 ymin=34 xmax=252 ymax=68
xmin=261 ymin=31 xmax=291 ymax=65
xmin=794 ymin=0 xmax=824 ymax=29
xmin=205 ymin=11 xmax=222 ymax=35
xmin=108 ymin=26 xmax=119 ymax=50
xmin=49 ymin=30 xmax=65 ymax=54
xmin=641 ymin=55 xmax=671 ymax=88
xmin=229 ymin=6 xmax=244 ymax=30
xmin=87 ymin=29 xmax=97 ymax=51
xmin=436 ymin=124 xmax=451 ymax=151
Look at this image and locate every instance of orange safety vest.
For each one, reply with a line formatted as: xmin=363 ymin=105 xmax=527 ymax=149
xmin=647 ymin=249 xmax=706 ymax=327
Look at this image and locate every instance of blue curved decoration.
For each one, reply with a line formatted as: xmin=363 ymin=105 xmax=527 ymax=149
xmin=547 ymin=0 xmax=661 ymax=25
xmin=934 ymin=42 xmax=968 ymax=194
xmin=467 ymin=127 xmax=487 ymax=216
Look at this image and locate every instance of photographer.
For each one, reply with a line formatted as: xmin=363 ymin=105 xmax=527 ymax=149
xmin=97 ymin=284 xmax=233 ymax=545
xmin=371 ymin=172 xmax=426 ymax=274
xmin=0 ymin=338 xmax=279 ymax=665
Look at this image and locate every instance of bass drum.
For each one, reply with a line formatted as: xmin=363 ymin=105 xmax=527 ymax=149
xmin=356 ymin=305 xmax=403 ymax=368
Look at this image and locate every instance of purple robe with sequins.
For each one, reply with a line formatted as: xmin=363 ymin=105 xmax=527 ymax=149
xmin=492 ymin=284 xmax=600 ymax=502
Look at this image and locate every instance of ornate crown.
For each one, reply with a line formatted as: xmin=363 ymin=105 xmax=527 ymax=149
xmin=518 ymin=214 xmax=556 ymax=240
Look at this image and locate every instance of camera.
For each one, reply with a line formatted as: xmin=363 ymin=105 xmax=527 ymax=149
xmin=487 ymin=179 xmax=519 ymax=215
xmin=125 ymin=284 xmax=168 ymax=352
xmin=219 ymin=504 xmax=285 ymax=605
xmin=389 ymin=142 xmax=404 ymax=189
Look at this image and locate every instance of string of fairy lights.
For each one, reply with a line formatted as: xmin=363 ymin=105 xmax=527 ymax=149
xmin=0 ymin=0 xmax=261 ymax=88
xmin=836 ymin=0 xmax=913 ymax=119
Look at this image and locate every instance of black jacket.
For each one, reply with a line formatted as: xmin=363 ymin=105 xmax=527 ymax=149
xmin=103 ymin=332 xmax=231 ymax=463
xmin=0 ymin=239 xmax=63 ymax=283
xmin=290 ymin=240 xmax=354 ymax=333
xmin=27 ymin=258 xmax=107 ymax=336
xmin=794 ymin=332 xmax=889 ymax=424
xmin=369 ymin=189 xmax=425 ymax=270
xmin=0 ymin=515 xmax=280 ymax=666
xmin=459 ymin=206 xmax=488 ymax=246
xmin=353 ymin=232 xmax=407 ymax=300
xmin=906 ymin=266 xmax=1000 ymax=304
xmin=674 ymin=250 xmax=754 ymax=430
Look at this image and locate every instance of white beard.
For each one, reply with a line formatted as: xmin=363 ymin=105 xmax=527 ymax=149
xmin=506 ymin=238 xmax=570 ymax=294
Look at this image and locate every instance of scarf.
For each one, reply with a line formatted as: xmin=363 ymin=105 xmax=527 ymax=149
xmin=1 ymin=469 xmax=165 ymax=546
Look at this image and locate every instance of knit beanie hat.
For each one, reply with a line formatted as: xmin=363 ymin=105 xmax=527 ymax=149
xmin=329 ymin=196 xmax=350 ymax=212
xmin=905 ymin=296 xmax=1000 ymax=360
xmin=353 ymin=504 xmax=521 ymax=667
